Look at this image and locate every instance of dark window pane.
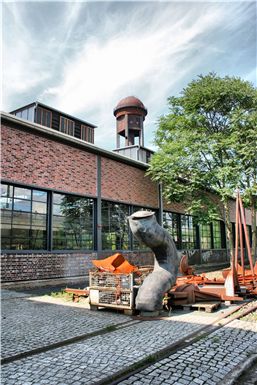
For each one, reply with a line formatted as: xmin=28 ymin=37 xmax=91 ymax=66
xmin=32 ymin=201 xmax=47 ymax=214
xmin=1 ymin=197 xmax=13 ymax=210
xmin=213 ymin=221 xmax=222 ymax=249
xmin=181 ymin=215 xmax=196 ymax=249
xmin=31 ymin=214 xmax=47 ymax=227
xmin=21 ymin=109 xmax=28 ymax=119
xmin=33 ymin=190 xmax=47 ymax=202
xmin=53 ymin=193 xmax=65 ymax=204
xmin=12 ymin=228 xmax=31 ymax=238
xmin=36 ymin=108 xmax=42 ymax=124
xmin=31 ymin=238 xmax=47 ymax=249
xmin=53 ymin=194 xmax=94 ymax=250
xmin=36 ymin=107 xmax=51 ymax=127
xmin=14 ymin=187 xmax=31 ymax=200
xmin=12 ymin=211 xmax=31 ymax=226
xmin=13 ymin=199 xmax=31 ymax=212
xmin=1 ymin=227 xmax=11 ymax=237
xmin=27 ymin=107 xmax=34 ymax=122
xmin=1 ymin=184 xmax=13 ymax=197
xmin=163 ymin=211 xmax=179 ymax=248
xmin=31 ymin=229 xmax=46 ymax=238
xmin=102 ymin=201 xmax=130 ymax=250
xmin=53 ymin=205 xmax=64 ymax=216
xmin=200 ymin=224 xmax=212 ymax=249
xmin=1 ymin=210 xmax=12 ymax=224
xmin=1 ymin=184 xmax=47 ymax=251
xmin=11 ymin=238 xmax=30 ymax=250
xmin=1 ymin=238 xmax=11 ymax=249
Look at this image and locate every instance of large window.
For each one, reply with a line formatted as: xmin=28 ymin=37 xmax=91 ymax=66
xmin=52 ymin=193 xmax=94 ymax=250
xmin=212 ymin=221 xmax=222 ymax=249
xmin=102 ymin=201 xmax=130 ymax=250
xmin=14 ymin=107 xmax=34 ymax=122
xmin=163 ymin=211 xmax=179 ymax=248
xmin=1 ymin=184 xmax=47 ymax=250
xmin=81 ymin=125 xmax=94 ymax=143
xmin=35 ymin=107 xmax=52 ymax=128
xmin=60 ymin=117 xmax=75 ymax=136
xmin=181 ymin=215 xmax=197 ymax=249
xmin=200 ymin=223 xmax=212 ymax=249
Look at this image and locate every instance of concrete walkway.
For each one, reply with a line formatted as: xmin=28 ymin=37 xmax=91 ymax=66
xmin=1 ymin=289 xmax=256 ymax=385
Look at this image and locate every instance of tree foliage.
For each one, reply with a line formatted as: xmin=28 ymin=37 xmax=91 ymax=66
xmin=148 ymin=73 xmax=257 ymax=255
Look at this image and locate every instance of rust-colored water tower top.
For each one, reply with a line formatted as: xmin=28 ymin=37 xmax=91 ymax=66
xmin=114 ymin=96 xmax=147 ymax=148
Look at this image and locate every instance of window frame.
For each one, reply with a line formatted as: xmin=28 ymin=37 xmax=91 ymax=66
xmin=101 ymin=200 xmax=130 ymax=251
xmin=1 ymin=183 xmax=48 ymax=251
xmin=81 ymin=125 xmax=94 ymax=143
xmin=35 ymin=106 xmax=52 ymax=128
xmin=60 ymin=116 xmax=75 ymax=136
xmin=1 ymin=183 xmax=96 ymax=253
xmin=52 ymin=192 xmax=95 ymax=251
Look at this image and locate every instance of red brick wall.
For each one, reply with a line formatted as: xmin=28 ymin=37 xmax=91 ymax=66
xmin=101 ymin=158 xmax=159 ymax=207
xmin=1 ymin=253 xmax=95 ymax=282
xmin=163 ymin=200 xmax=186 ymax=213
xmin=1 ymin=124 xmax=97 ymax=196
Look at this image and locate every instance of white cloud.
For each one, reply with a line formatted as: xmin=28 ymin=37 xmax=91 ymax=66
xmin=2 ymin=1 xmax=256 ymax=150
xmin=41 ymin=4 xmax=226 ymax=148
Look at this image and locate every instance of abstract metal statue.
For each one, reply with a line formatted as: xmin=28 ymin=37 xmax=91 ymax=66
xmin=128 ymin=211 xmax=179 ymax=312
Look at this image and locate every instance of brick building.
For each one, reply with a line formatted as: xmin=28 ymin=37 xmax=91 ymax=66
xmin=0 ymin=97 xmax=253 ymax=284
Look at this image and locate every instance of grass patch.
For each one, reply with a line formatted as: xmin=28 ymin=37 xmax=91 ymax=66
xmin=48 ymin=290 xmax=73 ymax=302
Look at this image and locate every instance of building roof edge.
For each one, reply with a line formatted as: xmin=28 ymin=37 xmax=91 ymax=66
xmin=1 ymin=111 xmax=149 ymax=170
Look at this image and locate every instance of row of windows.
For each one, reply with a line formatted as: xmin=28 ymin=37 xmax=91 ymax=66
xmin=163 ymin=212 xmax=225 ymax=250
xmin=2 ymin=183 xmax=247 ymax=252
xmin=1 ymin=184 xmax=94 ymax=251
xmin=14 ymin=107 xmax=94 ymax=144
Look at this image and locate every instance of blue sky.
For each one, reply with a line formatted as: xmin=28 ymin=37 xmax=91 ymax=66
xmin=2 ymin=1 xmax=256 ymax=150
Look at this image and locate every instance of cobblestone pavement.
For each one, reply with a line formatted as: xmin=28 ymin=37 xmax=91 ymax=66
xmin=1 ymin=315 xmax=208 ymax=384
xmin=117 ymin=318 xmax=257 ymax=385
xmin=1 ymin=295 xmax=131 ymax=359
xmin=1 ymin=288 xmax=32 ymax=299
xmin=1 ymin=290 xmax=257 ymax=385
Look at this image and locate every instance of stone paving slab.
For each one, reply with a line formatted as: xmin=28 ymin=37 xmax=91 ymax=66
xmin=1 ymin=316 xmax=209 ymax=385
xmin=117 ymin=319 xmax=257 ymax=385
xmin=1 ymin=296 xmax=131 ymax=359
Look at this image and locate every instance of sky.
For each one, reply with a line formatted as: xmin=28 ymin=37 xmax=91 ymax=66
xmin=2 ymin=1 xmax=256 ymax=151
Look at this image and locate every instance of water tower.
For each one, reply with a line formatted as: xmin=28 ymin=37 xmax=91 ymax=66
xmin=113 ymin=96 xmax=153 ymax=163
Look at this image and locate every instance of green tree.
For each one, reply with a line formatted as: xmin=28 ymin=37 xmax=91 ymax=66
xmin=148 ymin=73 xmax=257 ymax=258
xmin=231 ymin=109 xmax=257 ymax=261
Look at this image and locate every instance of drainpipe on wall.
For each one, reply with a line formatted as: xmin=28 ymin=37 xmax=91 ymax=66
xmin=96 ymin=156 xmax=102 ymax=257
xmin=158 ymin=181 xmax=163 ymax=226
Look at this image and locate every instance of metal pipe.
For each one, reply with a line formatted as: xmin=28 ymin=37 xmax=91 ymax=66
xmin=238 ymin=209 xmax=245 ymax=285
xmin=128 ymin=210 xmax=179 ymax=312
xmin=235 ymin=192 xmax=239 ymax=268
xmin=238 ymin=195 xmax=255 ymax=276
